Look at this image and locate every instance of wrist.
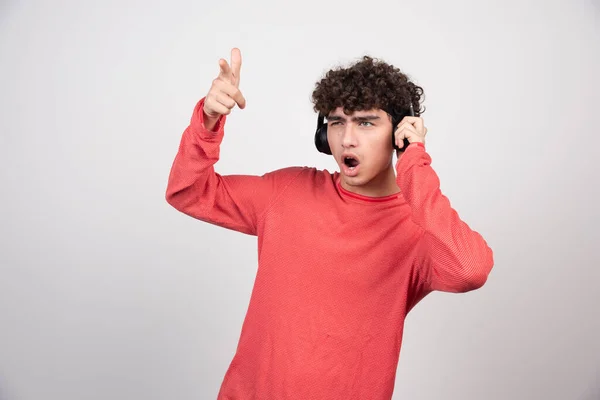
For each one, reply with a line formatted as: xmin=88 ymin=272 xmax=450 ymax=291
xmin=201 ymin=109 xmax=222 ymax=132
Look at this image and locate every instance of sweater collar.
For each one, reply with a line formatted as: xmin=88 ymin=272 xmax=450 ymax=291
xmin=334 ymin=174 xmax=400 ymax=203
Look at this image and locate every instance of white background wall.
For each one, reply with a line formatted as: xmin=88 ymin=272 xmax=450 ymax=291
xmin=1 ymin=0 xmax=599 ymax=399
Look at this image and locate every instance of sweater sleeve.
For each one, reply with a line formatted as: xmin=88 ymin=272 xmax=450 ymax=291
xmin=165 ymin=97 xmax=302 ymax=236
xmin=395 ymin=143 xmax=494 ymax=293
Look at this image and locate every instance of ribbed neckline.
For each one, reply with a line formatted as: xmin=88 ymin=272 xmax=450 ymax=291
xmin=334 ymin=174 xmax=400 ymax=203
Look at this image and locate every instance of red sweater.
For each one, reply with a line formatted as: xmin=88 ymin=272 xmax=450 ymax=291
xmin=166 ymin=97 xmax=494 ymax=399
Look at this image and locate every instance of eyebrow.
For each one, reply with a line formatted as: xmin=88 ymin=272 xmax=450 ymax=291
xmin=326 ymin=115 xmax=381 ymax=122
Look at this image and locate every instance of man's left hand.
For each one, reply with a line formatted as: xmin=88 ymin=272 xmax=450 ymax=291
xmin=394 ymin=116 xmax=428 ymax=153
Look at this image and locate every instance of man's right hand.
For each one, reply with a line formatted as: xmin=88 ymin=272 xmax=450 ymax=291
xmin=202 ymin=48 xmax=246 ymax=131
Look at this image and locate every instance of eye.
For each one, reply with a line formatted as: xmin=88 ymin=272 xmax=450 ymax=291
xmin=360 ymin=121 xmax=373 ymax=127
xmin=329 ymin=121 xmax=341 ymax=126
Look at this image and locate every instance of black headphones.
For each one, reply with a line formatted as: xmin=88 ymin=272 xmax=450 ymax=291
xmin=314 ymin=104 xmax=415 ymax=155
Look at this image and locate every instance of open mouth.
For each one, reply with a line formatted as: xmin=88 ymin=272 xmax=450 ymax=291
xmin=343 ymin=156 xmax=359 ymax=169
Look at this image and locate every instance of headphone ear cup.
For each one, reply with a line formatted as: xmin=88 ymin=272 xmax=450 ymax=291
xmin=314 ymin=115 xmax=332 ymax=155
xmin=391 ymin=110 xmax=414 ymax=152
xmin=391 ymin=112 xmax=401 ymax=151
xmin=318 ymin=126 xmax=331 ymax=154
xmin=392 ymin=121 xmax=401 ymax=151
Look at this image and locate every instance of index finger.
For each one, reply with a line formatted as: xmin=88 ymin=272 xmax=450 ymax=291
xmin=401 ymin=116 xmax=424 ymax=131
xmin=230 ymin=48 xmax=242 ymax=83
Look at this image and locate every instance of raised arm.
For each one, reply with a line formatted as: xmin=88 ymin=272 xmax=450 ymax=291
xmin=165 ymin=48 xmax=302 ymax=235
xmin=396 ymin=143 xmax=494 ymax=293
xmin=393 ymin=115 xmax=494 ymax=293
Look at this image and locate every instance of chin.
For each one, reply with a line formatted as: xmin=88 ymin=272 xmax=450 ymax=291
xmin=341 ymin=169 xmax=370 ymax=185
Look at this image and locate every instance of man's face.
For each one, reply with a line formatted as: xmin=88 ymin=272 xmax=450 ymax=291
xmin=326 ymin=107 xmax=395 ymax=191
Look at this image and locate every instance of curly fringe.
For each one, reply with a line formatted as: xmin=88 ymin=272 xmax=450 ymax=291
xmin=311 ymin=55 xmax=425 ymax=118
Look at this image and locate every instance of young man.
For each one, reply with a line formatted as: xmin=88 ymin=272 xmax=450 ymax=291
xmin=165 ymin=48 xmax=494 ymax=399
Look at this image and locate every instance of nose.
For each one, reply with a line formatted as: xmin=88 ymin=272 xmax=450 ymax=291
xmin=341 ymin=124 xmax=358 ymax=148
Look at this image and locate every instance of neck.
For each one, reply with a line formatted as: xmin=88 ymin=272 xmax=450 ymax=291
xmin=340 ymin=164 xmax=400 ymax=198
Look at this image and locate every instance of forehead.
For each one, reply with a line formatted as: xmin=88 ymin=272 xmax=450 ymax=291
xmin=328 ymin=107 xmax=387 ymax=117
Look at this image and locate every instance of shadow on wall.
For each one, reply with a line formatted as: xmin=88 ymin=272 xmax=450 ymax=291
xmin=0 ymin=376 xmax=19 ymax=400
xmin=581 ymin=390 xmax=600 ymax=400
xmin=586 ymin=0 xmax=600 ymax=15
xmin=0 ymin=1 xmax=20 ymax=29
xmin=579 ymin=380 xmax=600 ymax=400
xmin=0 ymin=382 xmax=7 ymax=400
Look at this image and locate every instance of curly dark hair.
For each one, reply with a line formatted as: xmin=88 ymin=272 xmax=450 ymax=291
xmin=311 ymin=55 xmax=425 ymax=118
